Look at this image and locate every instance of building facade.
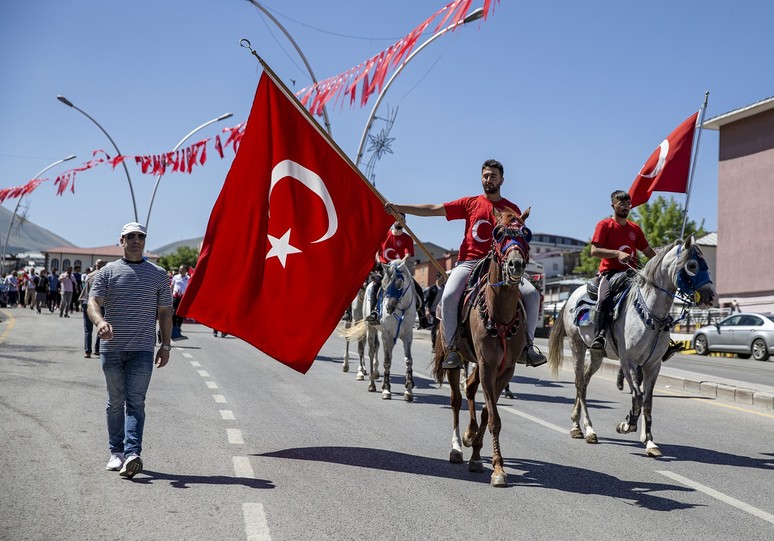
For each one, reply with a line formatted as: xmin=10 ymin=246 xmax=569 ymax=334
xmin=704 ymin=97 xmax=774 ymax=313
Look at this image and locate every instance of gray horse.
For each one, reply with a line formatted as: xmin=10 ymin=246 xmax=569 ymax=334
xmin=547 ymin=236 xmax=716 ymax=457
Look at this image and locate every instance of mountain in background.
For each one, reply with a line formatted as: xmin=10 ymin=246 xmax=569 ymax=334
xmin=0 ymin=205 xmax=75 ymax=254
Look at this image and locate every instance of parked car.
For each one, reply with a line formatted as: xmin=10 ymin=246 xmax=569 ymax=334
xmin=692 ymin=312 xmax=774 ymax=361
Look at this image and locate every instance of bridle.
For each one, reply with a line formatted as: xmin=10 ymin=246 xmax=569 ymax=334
xmin=489 ymin=220 xmax=531 ymax=287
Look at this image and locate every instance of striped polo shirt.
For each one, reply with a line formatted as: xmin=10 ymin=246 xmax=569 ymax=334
xmin=90 ymin=258 xmax=173 ymax=352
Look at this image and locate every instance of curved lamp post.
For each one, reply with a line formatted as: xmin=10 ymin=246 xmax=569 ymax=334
xmin=145 ymin=112 xmax=234 ymax=230
xmin=244 ymin=0 xmax=332 ymax=135
xmin=355 ymin=7 xmax=484 ymax=168
xmin=1 ymin=154 xmax=76 ymax=271
xmin=56 ymin=95 xmax=139 ymax=221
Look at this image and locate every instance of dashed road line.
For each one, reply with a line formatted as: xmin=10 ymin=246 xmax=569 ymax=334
xmin=206 ymin=381 xmax=219 ymax=389
xmin=227 ymin=428 xmax=244 ymax=444
xmin=190 ymin=361 xmax=201 ymax=367
xmin=220 ymin=410 xmax=236 ymax=420
xmin=181 ymin=352 xmax=193 ymax=358
xmin=198 ymin=370 xmax=210 ymax=377
xmin=242 ymin=503 xmax=271 ymax=541
xmin=233 ymin=456 xmax=254 ymax=478
xmin=213 ymin=395 xmax=227 ymax=403
xmin=657 ymin=470 xmax=774 ymax=525
xmin=501 ymin=405 xmax=567 ymax=434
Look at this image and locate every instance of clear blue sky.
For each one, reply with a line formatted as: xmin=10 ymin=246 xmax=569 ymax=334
xmin=2 ymin=0 xmax=773 ymax=253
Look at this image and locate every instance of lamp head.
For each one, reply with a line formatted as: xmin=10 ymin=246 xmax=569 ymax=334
xmin=56 ymin=95 xmax=74 ymax=107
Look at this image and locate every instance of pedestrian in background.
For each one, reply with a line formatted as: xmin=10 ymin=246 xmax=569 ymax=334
xmin=88 ymin=222 xmax=173 ymax=479
xmin=170 ymin=264 xmax=189 ymax=338
xmin=59 ymin=266 xmax=75 ymax=318
xmin=34 ymin=270 xmax=48 ymax=313
xmin=80 ymin=260 xmax=106 ymax=358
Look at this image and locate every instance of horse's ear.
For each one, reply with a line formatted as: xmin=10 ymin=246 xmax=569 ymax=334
xmin=683 ymin=235 xmax=695 ymax=250
xmin=521 ymin=207 xmax=531 ymax=222
xmin=492 ymin=225 xmax=505 ymax=242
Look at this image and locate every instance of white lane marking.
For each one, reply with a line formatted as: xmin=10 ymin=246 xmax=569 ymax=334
xmin=233 ymin=456 xmax=254 ymax=478
xmin=206 ymin=381 xmax=219 ymax=389
xmin=243 ymin=502 xmax=271 ymax=541
xmin=657 ymin=470 xmax=774 ymax=525
xmin=213 ymin=395 xmax=227 ymax=403
xmin=227 ymin=428 xmax=244 ymax=444
xmin=500 ymin=405 xmax=568 ymax=434
xmin=181 ymin=352 xmax=193 ymax=358
xmin=190 ymin=361 xmax=201 ymax=367
xmin=220 ymin=410 xmax=236 ymax=420
xmin=198 ymin=370 xmax=210 ymax=377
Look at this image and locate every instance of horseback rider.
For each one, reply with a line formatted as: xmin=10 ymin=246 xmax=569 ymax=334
xmin=365 ymin=218 xmax=424 ymax=323
xmin=385 ymin=158 xmax=546 ymax=370
xmin=590 ymin=190 xmax=656 ymax=351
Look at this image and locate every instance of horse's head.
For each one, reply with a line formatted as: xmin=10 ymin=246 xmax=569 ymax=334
xmin=490 ymin=207 xmax=531 ymax=286
xmin=673 ymin=235 xmax=716 ymax=308
xmin=381 ymin=257 xmax=411 ymax=315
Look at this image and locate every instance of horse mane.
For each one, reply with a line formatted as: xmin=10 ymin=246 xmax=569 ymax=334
xmin=636 ymin=239 xmax=694 ymax=286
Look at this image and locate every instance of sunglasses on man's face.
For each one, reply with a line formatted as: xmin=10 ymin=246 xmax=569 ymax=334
xmin=124 ymin=233 xmax=146 ymax=241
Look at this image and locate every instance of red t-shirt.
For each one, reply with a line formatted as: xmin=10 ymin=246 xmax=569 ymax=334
xmin=591 ymin=217 xmax=649 ymax=273
xmin=444 ymin=195 xmax=522 ymax=262
xmin=379 ymin=230 xmax=415 ymax=263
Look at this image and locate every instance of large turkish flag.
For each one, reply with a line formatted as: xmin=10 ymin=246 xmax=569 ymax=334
xmin=178 ymin=71 xmax=393 ymax=373
xmin=628 ymin=112 xmax=698 ymax=208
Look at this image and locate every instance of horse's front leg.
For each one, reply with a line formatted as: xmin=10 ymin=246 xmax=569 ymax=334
xmin=381 ymin=332 xmax=393 ymax=400
xmin=463 ymin=364 xmax=480 ymax=449
xmin=616 ymin=364 xmax=643 ymax=435
xmin=578 ymin=350 xmax=603 ymax=443
xmin=356 ymin=336 xmax=367 ymax=380
xmin=342 ymin=321 xmax=351 ymax=373
xmin=367 ymin=331 xmax=378 ymax=392
xmin=402 ymin=332 xmax=414 ymax=402
xmin=447 ymin=368 xmax=464 ymax=464
xmin=639 ymin=369 xmax=662 ymax=458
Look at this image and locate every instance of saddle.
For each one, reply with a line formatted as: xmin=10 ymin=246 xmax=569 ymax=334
xmin=572 ymin=271 xmax=634 ymax=328
xmin=457 ymin=256 xmax=523 ymax=339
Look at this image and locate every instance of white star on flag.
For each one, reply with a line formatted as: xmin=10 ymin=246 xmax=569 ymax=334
xmin=265 ymin=229 xmax=301 ymax=267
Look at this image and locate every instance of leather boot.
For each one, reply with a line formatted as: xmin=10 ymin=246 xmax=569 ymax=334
xmin=662 ymin=339 xmax=684 ymax=362
xmin=590 ymin=309 xmax=607 ymax=350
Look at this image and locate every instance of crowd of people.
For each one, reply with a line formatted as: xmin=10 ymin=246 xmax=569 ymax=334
xmin=2 ymin=265 xmax=89 ymax=316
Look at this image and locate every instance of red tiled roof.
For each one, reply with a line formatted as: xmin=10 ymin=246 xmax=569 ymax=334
xmin=45 ymin=245 xmax=160 ymax=258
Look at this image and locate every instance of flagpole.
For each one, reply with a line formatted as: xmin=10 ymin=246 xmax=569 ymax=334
xmin=240 ymin=40 xmax=448 ymax=280
xmin=680 ymin=91 xmax=710 ymax=239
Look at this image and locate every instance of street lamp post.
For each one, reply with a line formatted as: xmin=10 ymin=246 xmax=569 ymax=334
xmin=244 ymin=0 xmax=332 ymax=135
xmin=144 ymin=112 xmax=234 ymax=230
xmin=355 ymin=7 xmax=484 ymax=168
xmin=1 ymin=154 xmax=77 ymax=272
xmin=56 ymin=95 xmax=139 ymax=222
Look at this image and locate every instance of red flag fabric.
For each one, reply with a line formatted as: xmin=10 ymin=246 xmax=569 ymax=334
xmin=177 ymin=71 xmax=394 ymax=374
xmin=628 ymin=112 xmax=698 ymax=208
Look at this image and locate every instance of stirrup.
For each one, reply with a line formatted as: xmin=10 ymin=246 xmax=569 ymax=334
xmin=441 ymin=350 xmax=463 ymax=370
xmin=591 ymin=335 xmax=606 ymax=350
xmin=365 ymin=311 xmax=378 ymax=323
xmin=519 ymin=344 xmax=547 ymax=367
xmin=662 ymin=340 xmax=684 ymax=362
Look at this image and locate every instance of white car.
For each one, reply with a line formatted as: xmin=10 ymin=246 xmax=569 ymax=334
xmin=692 ymin=312 xmax=774 ymax=361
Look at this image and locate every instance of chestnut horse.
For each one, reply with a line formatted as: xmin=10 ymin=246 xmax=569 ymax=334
xmin=432 ymin=208 xmax=531 ymax=487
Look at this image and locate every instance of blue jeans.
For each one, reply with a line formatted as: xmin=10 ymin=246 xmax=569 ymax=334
xmin=101 ymin=351 xmax=154 ymax=456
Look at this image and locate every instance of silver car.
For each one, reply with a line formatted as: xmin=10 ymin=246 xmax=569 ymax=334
xmin=692 ymin=312 xmax=774 ymax=361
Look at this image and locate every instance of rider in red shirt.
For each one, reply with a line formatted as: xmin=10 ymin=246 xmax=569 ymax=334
xmin=590 ymin=190 xmax=656 ymax=350
xmin=385 ymin=159 xmax=545 ymax=370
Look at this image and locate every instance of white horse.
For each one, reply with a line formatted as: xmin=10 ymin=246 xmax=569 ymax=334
xmin=341 ymin=283 xmax=379 ymax=381
xmin=375 ymin=257 xmax=417 ymax=401
xmin=547 ymin=236 xmax=716 ymax=457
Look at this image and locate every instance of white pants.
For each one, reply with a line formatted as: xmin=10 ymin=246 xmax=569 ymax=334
xmin=440 ymin=259 xmax=539 ymax=348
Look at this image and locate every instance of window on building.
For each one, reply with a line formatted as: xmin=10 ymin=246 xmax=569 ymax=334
xmin=51 ymin=258 xmax=60 ymax=271
xmin=62 ymin=259 xmax=71 ymax=269
xmin=74 ymin=259 xmax=82 ymax=269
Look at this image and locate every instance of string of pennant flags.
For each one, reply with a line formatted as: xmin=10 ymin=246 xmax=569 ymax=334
xmin=0 ymin=122 xmax=246 ymax=205
xmin=1 ymin=0 xmax=499 ymax=206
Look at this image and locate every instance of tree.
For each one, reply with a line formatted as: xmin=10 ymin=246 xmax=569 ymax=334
xmin=571 ymin=195 xmax=707 ymax=277
xmin=157 ymin=246 xmax=200 ymax=272
xmin=630 ymin=195 xmax=706 ymax=248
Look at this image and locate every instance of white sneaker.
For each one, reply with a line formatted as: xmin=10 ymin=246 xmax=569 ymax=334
xmin=106 ymin=453 xmax=125 ymax=471
xmin=119 ymin=455 xmax=143 ymax=478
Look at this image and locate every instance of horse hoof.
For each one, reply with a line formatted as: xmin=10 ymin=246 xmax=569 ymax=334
xmin=490 ymin=473 xmax=508 ymax=487
xmin=646 ymin=441 xmax=662 ymax=458
xmin=368 ymin=383 xmax=376 ymax=392
xmin=382 ymin=390 xmax=391 ymax=400
xmin=342 ymin=364 xmax=349 ymax=373
xmin=449 ymin=450 xmax=463 ymax=464
xmin=356 ymin=372 xmax=364 ymax=381
xmin=469 ymin=460 xmax=484 ymax=473
xmin=586 ymin=433 xmax=598 ymax=444
xmin=404 ymin=391 xmax=413 ymax=402
xmin=570 ymin=427 xmax=584 ymax=439
xmin=616 ymin=422 xmax=635 ymax=434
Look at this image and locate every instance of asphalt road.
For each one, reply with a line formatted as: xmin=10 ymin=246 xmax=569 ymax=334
xmin=2 ymin=307 xmax=773 ymax=540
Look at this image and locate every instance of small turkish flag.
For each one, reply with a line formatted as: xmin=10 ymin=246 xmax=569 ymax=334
xmin=178 ymin=71 xmax=393 ymax=373
xmin=628 ymin=112 xmax=698 ymax=208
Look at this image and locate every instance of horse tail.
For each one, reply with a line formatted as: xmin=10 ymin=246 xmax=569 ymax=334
xmin=430 ymin=321 xmax=448 ymax=385
xmin=547 ymin=305 xmax=567 ymax=379
xmin=339 ymin=320 xmax=370 ymax=342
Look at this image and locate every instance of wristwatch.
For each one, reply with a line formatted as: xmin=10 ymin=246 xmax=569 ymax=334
xmin=160 ymin=344 xmax=172 ymax=351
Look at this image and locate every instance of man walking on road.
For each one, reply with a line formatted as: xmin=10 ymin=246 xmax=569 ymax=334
xmin=88 ymin=222 xmax=173 ymax=479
